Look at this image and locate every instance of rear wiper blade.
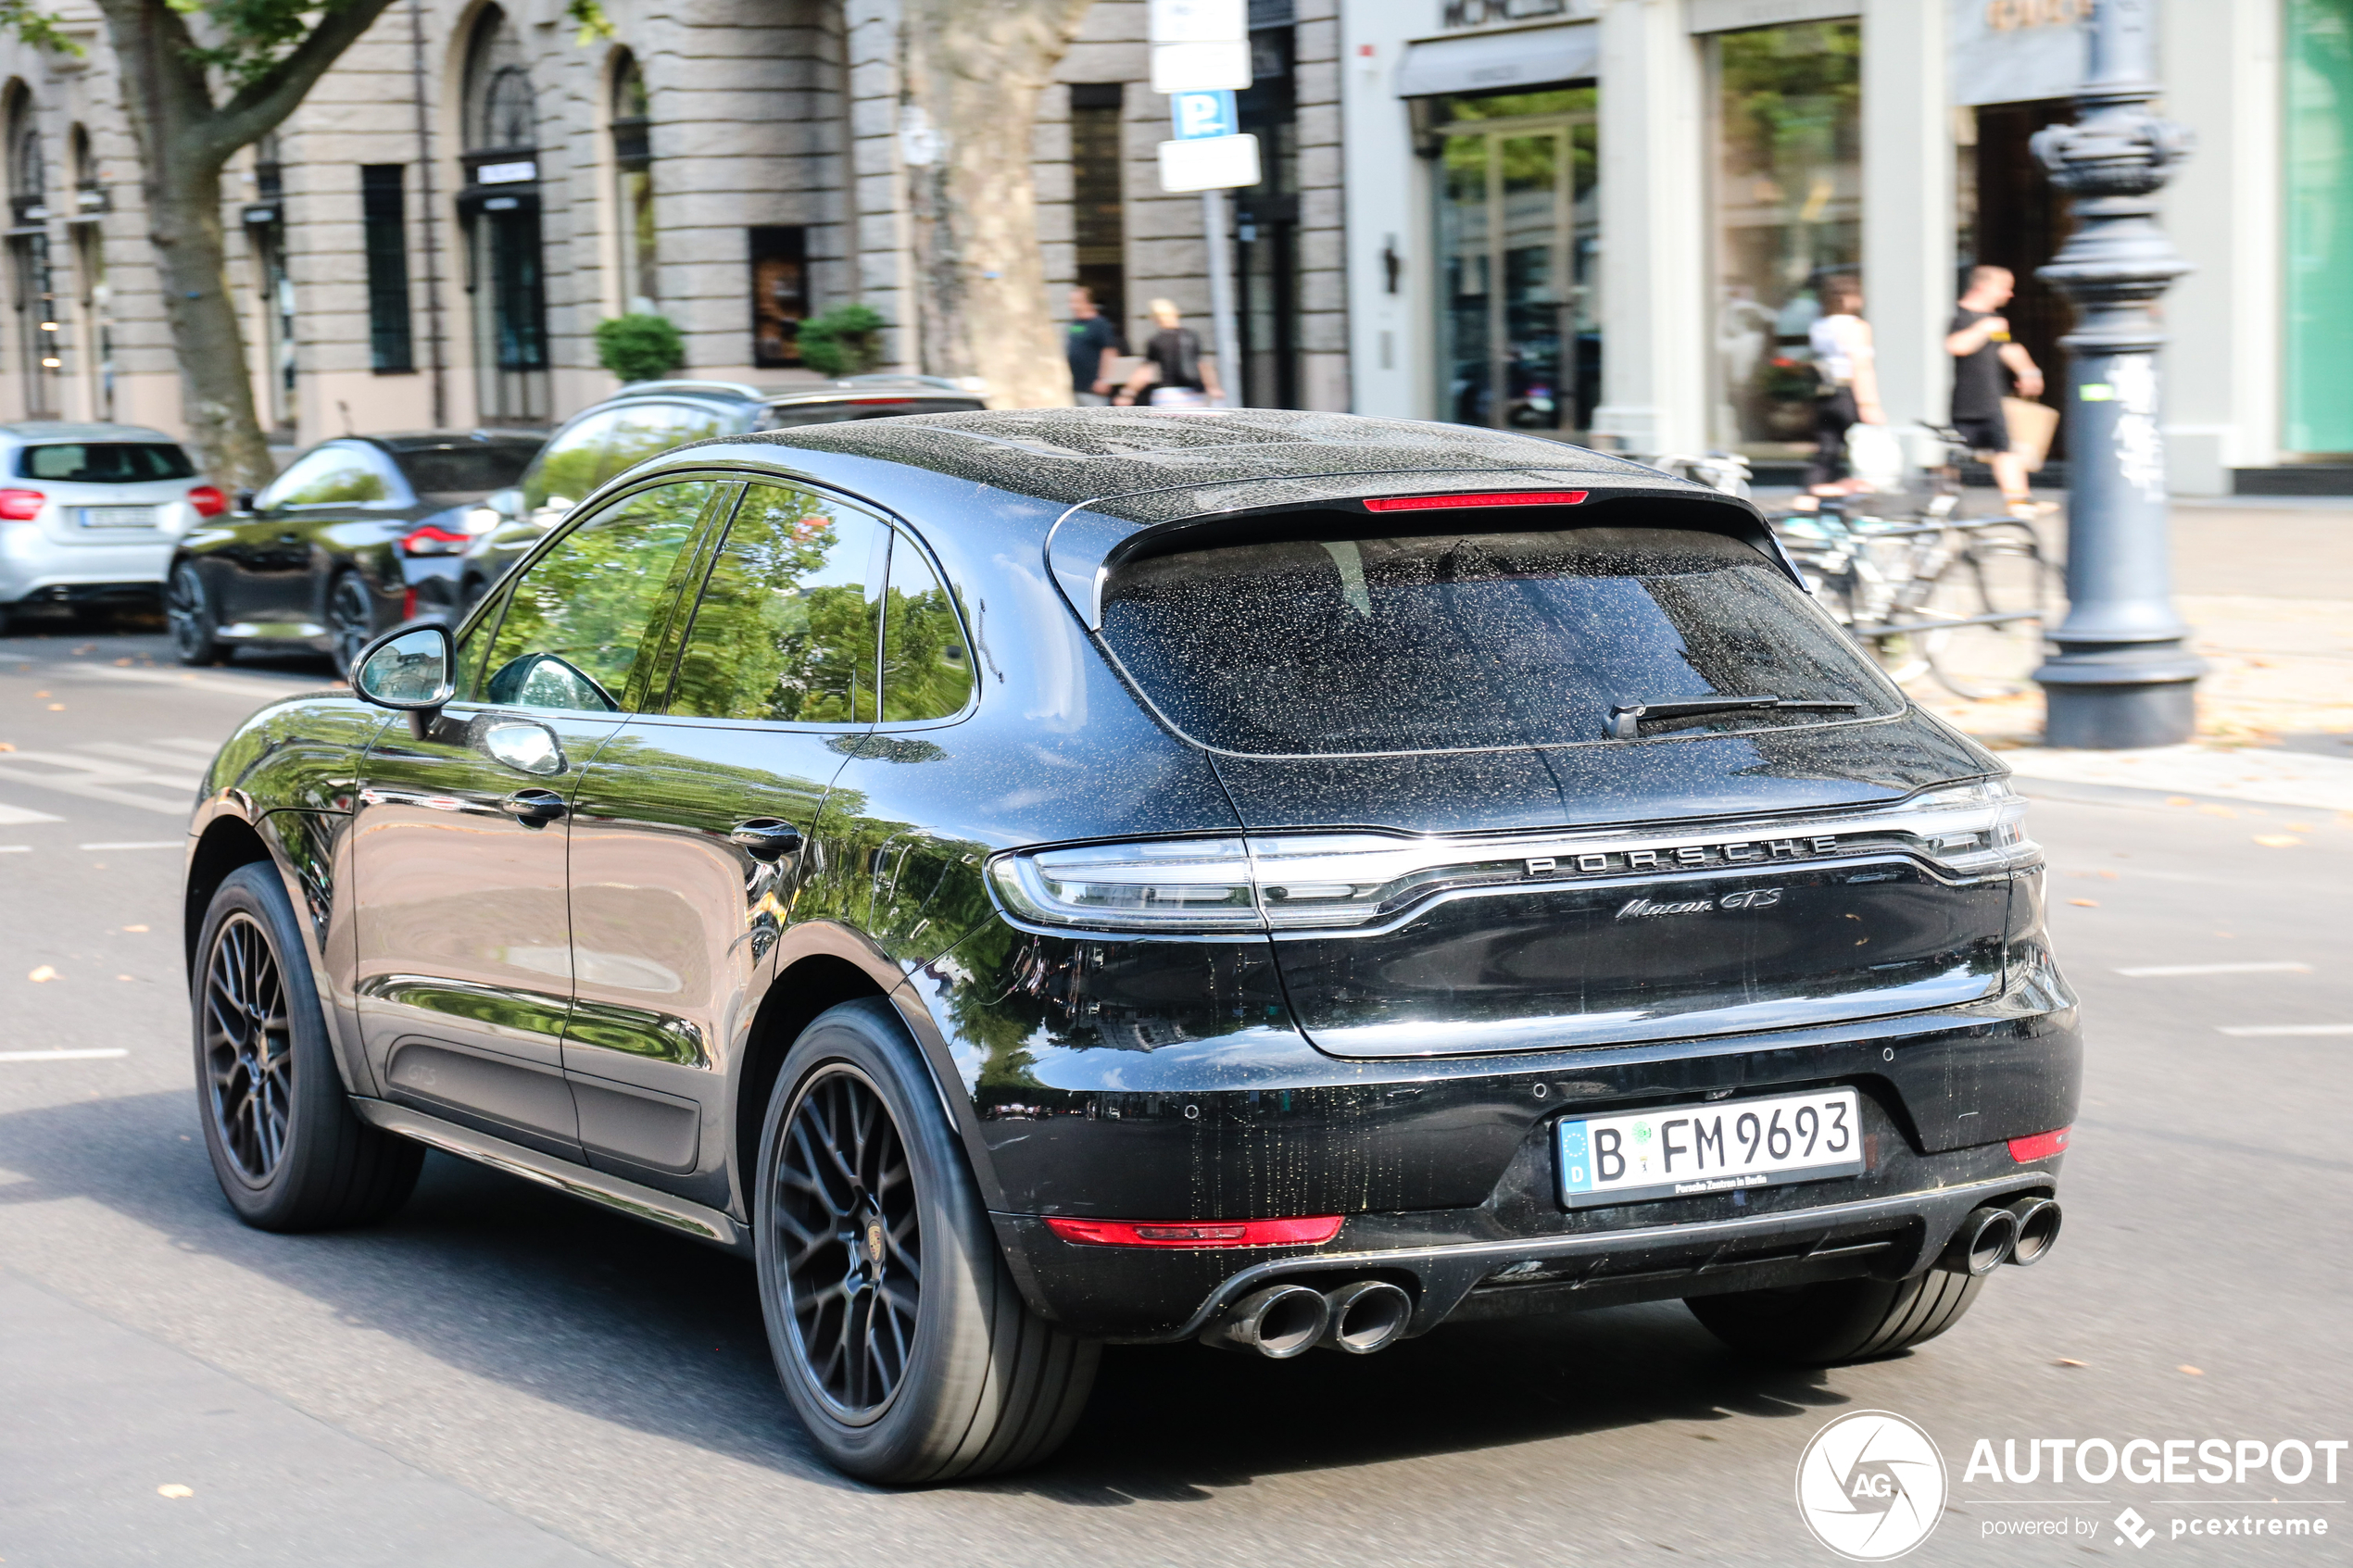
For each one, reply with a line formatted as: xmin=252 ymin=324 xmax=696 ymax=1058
xmin=1607 ymin=696 xmax=1859 ymax=741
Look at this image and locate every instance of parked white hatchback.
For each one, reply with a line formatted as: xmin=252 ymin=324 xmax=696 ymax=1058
xmin=0 ymin=422 xmax=226 ymax=627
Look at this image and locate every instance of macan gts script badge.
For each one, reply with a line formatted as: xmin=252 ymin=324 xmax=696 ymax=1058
xmin=1617 ymin=887 xmax=1783 ymax=920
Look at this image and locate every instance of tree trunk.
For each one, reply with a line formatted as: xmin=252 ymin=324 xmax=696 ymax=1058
xmin=900 ymin=0 xmax=1094 ymax=410
xmin=101 ymin=3 xmax=273 ymax=487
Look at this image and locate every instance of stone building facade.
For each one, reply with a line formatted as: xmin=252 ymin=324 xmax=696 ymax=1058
xmin=0 ymin=0 xmax=1345 ymax=450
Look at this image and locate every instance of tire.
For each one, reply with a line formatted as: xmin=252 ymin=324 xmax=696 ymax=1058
xmin=167 ymin=560 xmax=223 ymax=666
xmin=753 ymin=999 xmax=1098 ymax=1484
xmin=1685 ymin=1268 xmax=1984 ymax=1365
xmin=325 ymin=571 xmax=375 ymax=679
xmin=194 ymin=862 xmax=422 ymax=1231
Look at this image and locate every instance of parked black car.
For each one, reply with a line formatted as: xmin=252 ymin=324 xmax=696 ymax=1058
xmin=453 ymin=376 xmax=988 ymax=611
xmin=184 ymin=409 xmax=2077 ymax=1486
xmin=165 ymin=432 xmax=544 ymax=672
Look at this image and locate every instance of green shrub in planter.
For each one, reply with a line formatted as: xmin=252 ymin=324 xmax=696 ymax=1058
xmin=596 ymin=314 xmax=686 ymax=383
xmin=794 ymin=304 xmax=886 ymax=378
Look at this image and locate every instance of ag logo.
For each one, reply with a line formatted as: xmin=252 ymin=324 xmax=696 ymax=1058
xmin=1794 ymin=1411 xmax=1947 ymax=1561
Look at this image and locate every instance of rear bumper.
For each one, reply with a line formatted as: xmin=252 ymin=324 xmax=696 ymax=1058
xmin=993 ymin=1164 xmax=2059 ymax=1343
xmin=0 ymin=532 xmax=172 ymax=602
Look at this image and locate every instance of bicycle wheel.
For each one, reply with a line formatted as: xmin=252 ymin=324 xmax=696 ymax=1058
xmin=1922 ymin=533 xmax=2059 ymax=699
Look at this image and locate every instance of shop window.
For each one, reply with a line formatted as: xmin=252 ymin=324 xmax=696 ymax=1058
xmin=2287 ymin=0 xmax=2353 ymax=455
xmin=749 ymin=225 xmax=806 ymax=368
xmin=6 ymin=92 xmax=57 ymax=418
xmin=462 ymin=5 xmax=548 ymax=425
xmin=362 ymin=165 xmax=414 ymax=373
xmin=611 ymin=54 xmax=657 ymax=314
xmin=1706 ymin=20 xmax=1862 ymax=458
xmin=1237 ymin=28 xmax=1298 ymax=408
xmin=1431 ymin=86 xmax=1599 ymax=435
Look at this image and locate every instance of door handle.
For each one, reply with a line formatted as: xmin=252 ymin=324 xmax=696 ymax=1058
xmin=501 ymin=788 xmax=567 ymax=826
xmin=729 ymin=819 xmax=804 ymax=862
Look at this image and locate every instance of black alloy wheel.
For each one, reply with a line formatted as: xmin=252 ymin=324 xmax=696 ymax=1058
xmin=326 ymin=572 xmax=374 ymax=678
xmin=754 ymin=1000 xmax=1097 ymax=1483
xmin=774 ymin=1065 xmax=922 ymax=1421
xmin=201 ymin=910 xmax=294 ymax=1182
xmin=167 ymin=560 xmax=222 ymax=665
xmin=192 ymin=863 xmax=422 ymax=1230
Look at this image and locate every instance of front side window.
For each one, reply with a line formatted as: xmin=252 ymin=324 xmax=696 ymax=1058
xmin=666 ymin=483 xmax=882 ymax=723
xmin=479 ymin=480 xmax=717 ymax=713
xmin=880 ymin=533 xmax=974 ymax=722
xmin=1098 ymin=521 xmax=1900 ymax=757
xmin=259 ymin=445 xmax=396 ymax=508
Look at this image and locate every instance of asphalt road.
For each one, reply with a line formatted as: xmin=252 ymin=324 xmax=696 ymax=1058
xmin=2 ymin=613 xmax=2347 ymax=1568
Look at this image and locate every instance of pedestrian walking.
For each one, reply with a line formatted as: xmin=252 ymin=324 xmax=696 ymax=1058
xmin=1114 ymin=298 xmax=1225 ymax=408
xmin=1064 ymin=286 xmax=1125 ymax=407
xmin=1945 ymin=265 xmax=2052 ymax=515
xmin=1792 ymin=276 xmax=1884 ymax=511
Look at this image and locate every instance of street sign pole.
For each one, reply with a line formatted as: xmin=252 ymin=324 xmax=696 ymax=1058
xmin=1202 ymin=189 xmax=1243 ymax=407
xmin=1151 ymin=0 xmax=1252 ymax=408
xmin=2030 ymin=0 xmax=2202 ymax=747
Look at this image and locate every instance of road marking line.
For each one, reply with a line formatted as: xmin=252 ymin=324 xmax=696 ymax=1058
xmin=0 ymin=800 xmax=63 ymax=824
xmin=0 ymin=845 xmax=29 ymax=854
xmin=0 ymin=1048 xmax=130 ymax=1061
xmin=2216 ymin=1024 xmax=2353 ymax=1037
xmin=79 ymin=840 xmax=182 ymax=851
xmin=0 ymin=750 xmax=201 ymax=815
xmin=2117 ymin=962 xmax=2314 ymax=977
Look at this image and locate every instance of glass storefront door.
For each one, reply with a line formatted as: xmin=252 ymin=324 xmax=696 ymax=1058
xmin=1434 ymin=88 xmax=1598 ymax=436
xmin=2287 ymin=0 xmax=2353 ymax=456
xmin=1707 ymin=21 xmax=1862 ymax=459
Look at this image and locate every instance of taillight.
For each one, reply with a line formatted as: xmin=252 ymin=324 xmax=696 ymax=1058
xmin=1043 ymin=1215 xmax=1342 ymax=1248
xmin=2008 ymin=1127 xmax=2070 ymax=1162
xmin=1363 ymin=490 xmax=1588 ymax=512
xmin=186 ymin=484 xmax=229 ymax=518
xmin=0 ymin=488 xmax=43 ymax=520
xmin=401 ymin=523 xmax=472 ymax=556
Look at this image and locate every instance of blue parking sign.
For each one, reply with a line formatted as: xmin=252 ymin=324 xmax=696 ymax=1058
xmin=1170 ymin=90 xmax=1238 ymax=141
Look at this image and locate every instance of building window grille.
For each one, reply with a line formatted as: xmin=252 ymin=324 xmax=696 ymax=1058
xmin=362 ymin=164 xmax=414 ymax=373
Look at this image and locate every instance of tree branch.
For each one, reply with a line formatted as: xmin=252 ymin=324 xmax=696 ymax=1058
xmin=201 ymin=0 xmax=401 ymax=160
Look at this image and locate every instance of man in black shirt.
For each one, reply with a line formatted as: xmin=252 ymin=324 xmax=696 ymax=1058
xmin=1065 ymin=286 xmax=1125 ymax=405
xmin=1946 ymin=265 xmax=2049 ymax=512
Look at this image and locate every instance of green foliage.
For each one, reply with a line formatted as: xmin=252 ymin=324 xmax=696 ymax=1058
xmin=565 ymin=0 xmax=614 ymax=44
xmin=596 ymin=313 xmax=686 ymax=384
xmin=169 ymin=0 xmax=371 ymax=83
xmin=880 ymin=579 xmax=974 ymax=721
xmin=0 ymin=0 xmax=82 ymax=55
xmin=794 ymin=303 xmax=886 ymax=378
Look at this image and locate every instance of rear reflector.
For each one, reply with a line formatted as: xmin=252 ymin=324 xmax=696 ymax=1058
xmin=2007 ymin=1127 xmax=2071 ymax=1162
xmin=1363 ymin=490 xmax=1589 ymax=512
xmin=1043 ymin=1214 xmax=1343 ymax=1248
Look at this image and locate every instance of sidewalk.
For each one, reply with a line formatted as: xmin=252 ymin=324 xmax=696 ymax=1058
xmin=1921 ymin=496 xmax=2353 ymax=812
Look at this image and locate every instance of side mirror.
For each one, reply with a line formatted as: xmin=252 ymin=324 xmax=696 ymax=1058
xmin=233 ymin=488 xmax=258 ymax=515
xmin=352 ymin=623 xmax=455 ymax=712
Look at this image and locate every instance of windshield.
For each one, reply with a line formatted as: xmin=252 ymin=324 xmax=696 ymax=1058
xmin=19 ymin=443 xmax=197 ymax=483
xmin=398 ymin=445 xmax=538 ymax=497
xmin=1097 ymin=522 xmax=1901 ymax=756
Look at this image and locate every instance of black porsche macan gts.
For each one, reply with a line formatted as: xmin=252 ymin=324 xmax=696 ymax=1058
xmin=182 ymin=409 xmax=2077 ymax=1484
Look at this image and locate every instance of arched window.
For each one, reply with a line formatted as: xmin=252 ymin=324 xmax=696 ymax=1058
xmin=462 ymin=6 xmax=547 ymax=423
xmin=610 ymin=52 xmax=656 ymax=315
xmin=68 ymin=122 xmax=113 ymax=420
xmin=5 ymin=88 xmax=57 ymax=415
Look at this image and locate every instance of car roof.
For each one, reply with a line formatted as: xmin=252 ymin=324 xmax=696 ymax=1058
xmin=0 ymin=420 xmax=180 ymax=443
xmin=357 ymin=431 xmax=547 ymax=452
xmin=594 ymin=375 xmax=982 ymax=409
xmin=720 ymin=408 xmax=1674 ymax=520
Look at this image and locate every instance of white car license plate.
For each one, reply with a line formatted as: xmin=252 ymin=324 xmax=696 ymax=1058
xmin=80 ymin=506 xmax=156 ymax=530
xmin=1556 ymin=1087 xmax=1862 ymax=1209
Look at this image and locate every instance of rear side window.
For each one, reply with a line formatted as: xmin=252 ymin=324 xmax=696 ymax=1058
xmin=665 ymin=483 xmax=884 ymax=723
xmin=19 ymin=443 xmax=196 ymax=483
xmin=1098 ymin=524 xmax=1900 ymax=756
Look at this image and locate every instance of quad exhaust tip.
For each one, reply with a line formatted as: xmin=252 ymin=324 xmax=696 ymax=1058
xmin=2005 ymin=1196 xmax=2062 ymax=1266
xmin=1316 ymin=1280 xmax=1412 ymax=1355
xmin=1202 ymin=1279 xmax=1416 ymax=1359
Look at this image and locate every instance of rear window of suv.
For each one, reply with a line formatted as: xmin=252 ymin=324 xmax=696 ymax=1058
xmin=19 ymin=443 xmax=197 ymax=483
xmin=1097 ymin=522 xmax=1902 ymax=756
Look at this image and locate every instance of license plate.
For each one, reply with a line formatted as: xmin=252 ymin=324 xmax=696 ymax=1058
xmin=80 ymin=506 xmax=156 ymax=530
xmin=1555 ymin=1087 xmax=1863 ymax=1209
